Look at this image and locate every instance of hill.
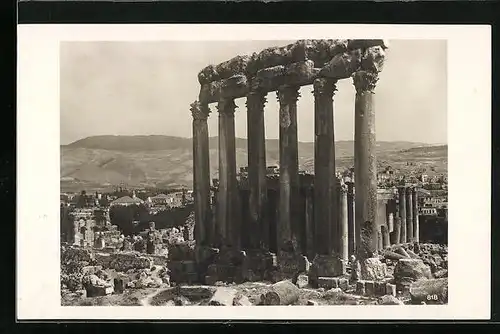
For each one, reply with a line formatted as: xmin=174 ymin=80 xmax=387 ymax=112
xmin=60 ymin=135 xmax=447 ymax=192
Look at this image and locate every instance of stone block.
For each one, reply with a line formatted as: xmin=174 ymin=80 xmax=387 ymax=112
xmin=359 ymin=258 xmax=388 ymax=281
xmin=338 ymin=278 xmax=349 ymax=291
xmin=356 ymin=281 xmax=366 ymax=295
xmin=86 ymin=285 xmax=114 ymax=298
xmin=386 ymin=283 xmax=397 ymax=297
xmin=317 ymin=277 xmax=339 ymax=290
xmin=360 ymin=46 xmax=386 ymax=73
xmin=365 ymin=281 xmax=375 ymax=296
xmin=113 ymin=276 xmax=130 ymax=294
xmin=394 ymin=258 xmax=432 ymax=284
xmin=307 ymin=300 xmax=319 ymax=306
xmin=347 ymin=39 xmax=390 ymax=51
xmin=320 ymin=50 xmax=361 ymax=80
xmin=310 ymin=254 xmax=345 ymax=279
xmin=374 ymin=281 xmax=386 ymax=296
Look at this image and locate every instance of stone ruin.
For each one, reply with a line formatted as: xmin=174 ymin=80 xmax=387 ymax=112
xmin=61 ymin=39 xmax=447 ymax=306
xmin=185 ymin=39 xmax=447 ymax=303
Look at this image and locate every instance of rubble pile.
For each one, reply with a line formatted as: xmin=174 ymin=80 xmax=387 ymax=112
xmin=60 ymin=246 xmax=171 ymax=300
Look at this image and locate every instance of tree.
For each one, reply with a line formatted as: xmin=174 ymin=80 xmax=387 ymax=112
xmin=75 ymin=190 xmax=88 ymax=208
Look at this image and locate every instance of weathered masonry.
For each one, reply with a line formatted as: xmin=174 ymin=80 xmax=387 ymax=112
xmin=190 ymin=39 xmax=419 ymax=283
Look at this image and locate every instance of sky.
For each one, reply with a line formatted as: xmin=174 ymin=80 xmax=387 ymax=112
xmin=60 ymin=39 xmax=447 ymax=145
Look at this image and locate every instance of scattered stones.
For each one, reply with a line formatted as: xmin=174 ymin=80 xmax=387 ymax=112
xmin=322 ymin=287 xmax=343 ymax=299
xmin=81 ymin=274 xmax=113 ymax=297
xmin=209 ymin=287 xmax=238 ymax=306
xmin=406 ymin=249 xmax=420 ymax=259
xmin=394 ymin=259 xmax=432 ymax=285
xmin=394 ymin=246 xmax=411 ymax=259
xmin=338 ymin=278 xmax=349 ymax=291
xmin=382 ymin=251 xmax=408 ymax=261
xmin=233 ymin=294 xmax=253 ymax=306
xmin=379 ymin=295 xmax=404 ymax=305
xmin=433 ymin=269 xmax=448 ymax=278
xmin=409 ymin=278 xmax=448 ymax=305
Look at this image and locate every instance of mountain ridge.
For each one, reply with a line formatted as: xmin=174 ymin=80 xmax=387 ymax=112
xmin=64 ymin=135 xmax=435 ymax=152
xmin=61 ymin=135 xmax=447 ymax=192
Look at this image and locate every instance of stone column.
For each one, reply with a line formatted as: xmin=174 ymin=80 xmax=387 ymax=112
xmin=353 ymin=71 xmax=379 ymax=259
xmin=386 ymin=204 xmax=394 ymax=233
xmin=217 ymin=98 xmax=240 ymax=249
xmin=340 ymin=184 xmax=349 ymax=262
xmin=347 ymin=182 xmax=356 ymax=257
xmin=191 ymin=101 xmax=212 ymax=247
xmin=276 ymin=85 xmax=301 ymax=253
xmin=398 ymin=186 xmax=407 ymax=243
xmin=313 ymin=78 xmax=338 ymax=256
xmin=304 ymin=186 xmax=315 ymax=260
xmin=406 ymin=186 xmax=414 ymax=242
xmin=412 ymin=187 xmax=420 ymax=243
xmin=246 ymin=90 xmax=269 ymax=250
xmin=381 ymin=225 xmax=390 ymax=248
xmin=391 ymin=217 xmax=401 ymax=245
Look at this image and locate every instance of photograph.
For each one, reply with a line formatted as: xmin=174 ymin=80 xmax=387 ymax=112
xmin=16 ymin=24 xmax=491 ymax=320
xmin=59 ymin=38 xmax=449 ymax=307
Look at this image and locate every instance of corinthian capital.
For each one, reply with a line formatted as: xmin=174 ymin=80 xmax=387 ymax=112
xmin=217 ymin=98 xmax=237 ymax=115
xmin=276 ymin=85 xmax=300 ymax=105
xmin=352 ymin=70 xmax=379 ymax=94
xmin=190 ymin=100 xmax=210 ymax=121
xmin=246 ymin=90 xmax=267 ymax=112
xmin=313 ymin=78 xmax=337 ymax=98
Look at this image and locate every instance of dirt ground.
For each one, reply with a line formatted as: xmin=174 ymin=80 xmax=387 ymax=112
xmin=61 ymin=281 xmax=383 ymax=306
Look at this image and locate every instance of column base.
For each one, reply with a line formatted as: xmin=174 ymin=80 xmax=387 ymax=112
xmin=200 ymin=248 xmax=277 ymax=285
xmin=265 ymin=251 xmax=310 ymax=283
xmin=308 ymin=254 xmax=346 ymax=288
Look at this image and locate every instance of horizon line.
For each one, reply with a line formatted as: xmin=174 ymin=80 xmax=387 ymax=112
xmin=61 ymin=134 xmax=448 ymax=146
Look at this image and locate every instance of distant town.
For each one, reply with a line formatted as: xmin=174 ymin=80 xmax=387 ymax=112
xmin=61 ymin=165 xmax=447 ymax=253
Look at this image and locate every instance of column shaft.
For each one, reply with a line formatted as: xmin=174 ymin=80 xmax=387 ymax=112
xmin=353 ymin=71 xmax=379 ymax=259
xmin=217 ymin=99 xmax=240 ymax=249
xmin=247 ymin=91 xmax=268 ymax=250
xmin=412 ymin=187 xmax=420 ymax=243
xmin=406 ymin=187 xmax=414 ymax=242
xmin=305 ymin=187 xmax=315 ymax=260
xmin=340 ymin=186 xmax=349 ymax=262
xmin=313 ymin=78 xmax=337 ymax=256
xmin=399 ymin=187 xmax=407 ymax=243
xmin=347 ymin=182 xmax=356 ymax=257
xmin=277 ymin=85 xmax=300 ymax=253
xmin=191 ymin=101 xmax=212 ymax=246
